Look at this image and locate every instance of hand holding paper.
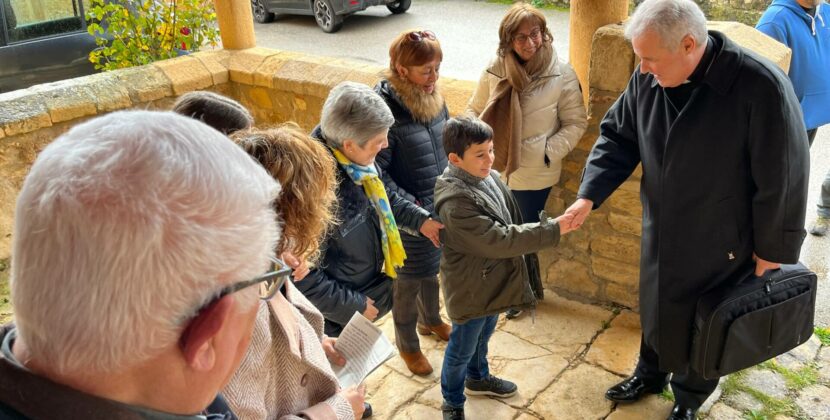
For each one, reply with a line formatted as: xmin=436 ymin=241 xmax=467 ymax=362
xmin=331 ymin=312 xmax=395 ymax=388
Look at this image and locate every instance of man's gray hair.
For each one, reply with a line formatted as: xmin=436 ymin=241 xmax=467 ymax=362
xmin=320 ymin=81 xmax=394 ymax=148
xmin=11 ymin=110 xmax=281 ymax=376
xmin=625 ymin=0 xmax=708 ymax=49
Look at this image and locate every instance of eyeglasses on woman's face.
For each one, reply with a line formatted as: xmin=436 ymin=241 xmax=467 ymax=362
xmin=407 ymin=30 xmax=437 ymax=42
xmin=513 ymin=27 xmax=542 ymax=45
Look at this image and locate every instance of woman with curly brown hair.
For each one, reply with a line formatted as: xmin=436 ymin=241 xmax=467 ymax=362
xmin=374 ymin=29 xmax=452 ymax=376
xmin=222 ymin=124 xmax=369 ymax=420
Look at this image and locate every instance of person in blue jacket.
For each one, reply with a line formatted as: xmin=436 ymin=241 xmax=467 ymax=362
xmin=757 ymin=0 xmax=830 ymax=236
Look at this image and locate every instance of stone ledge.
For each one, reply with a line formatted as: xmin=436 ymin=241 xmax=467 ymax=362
xmin=708 ymin=21 xmax=791 ymax=72
xmin=192 ymin=49 xmax=232 ymax=85
xmin=153 ymin=55 xmax=214 ymax=96
xmin=0 ymin=91 xmax=52 ymax=136
xmin=228 ymin=47 xmax=283 ymax=86
xmin=114 ymin=66 xmax=174 ymax=104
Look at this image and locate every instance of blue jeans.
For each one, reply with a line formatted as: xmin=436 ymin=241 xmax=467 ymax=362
xmin=440 ymin=315 xmax=499 ymax=408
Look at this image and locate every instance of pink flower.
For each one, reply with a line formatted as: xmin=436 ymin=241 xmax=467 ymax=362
xmin=180 ymin=27 xmax=191 ymax=36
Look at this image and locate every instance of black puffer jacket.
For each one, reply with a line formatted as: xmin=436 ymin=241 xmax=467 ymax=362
xmin=296 ymin=127 xmax=430 ymax=335
xmin=375 ymin=79 xmax=449 ymax=277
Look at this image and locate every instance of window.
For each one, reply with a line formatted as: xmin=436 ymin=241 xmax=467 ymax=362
xmin=3 ymin=0 xmax=85 ymax=44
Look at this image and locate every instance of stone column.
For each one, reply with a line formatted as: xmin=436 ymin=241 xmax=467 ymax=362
xmin=214 ymin=0 xmax=256 ymax=50
xmin=568 ymin=0 xmax=629 ymax=104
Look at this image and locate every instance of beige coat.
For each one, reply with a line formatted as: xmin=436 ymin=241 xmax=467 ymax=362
xmin=468 ymin=52 xmax=588 ymax=191
xmin=223 ymin=282 xmax=354 ymax=420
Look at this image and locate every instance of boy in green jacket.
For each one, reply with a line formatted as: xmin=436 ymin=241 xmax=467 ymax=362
xmin=434 ymin=116 xmax=574 ymax=420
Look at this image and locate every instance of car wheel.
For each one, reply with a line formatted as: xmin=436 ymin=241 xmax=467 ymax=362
xmin=313 ymin=0 xmax=343 ymax=33
xmin=252 ymin=0 xmax=275 ymax=24
xmin=386 ymin=0 xmax=411 ymax=14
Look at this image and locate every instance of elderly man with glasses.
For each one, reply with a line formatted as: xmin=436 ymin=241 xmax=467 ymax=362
xmin=0 ymin=110 xmax=281 ymax=419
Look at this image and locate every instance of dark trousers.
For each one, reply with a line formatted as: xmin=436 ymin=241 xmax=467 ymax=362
xmin=510 ymin=187 xmax=551 ymax=300
xmin=392 ymin=274 xmax=443 ymax=353
xmin=511 ymin=187 xmax=552 ymax=223
xmin=633 ymin=337 xmax=719 ymax=409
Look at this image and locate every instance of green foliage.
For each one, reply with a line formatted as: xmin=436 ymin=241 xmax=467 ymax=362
xmin=659 ymin=387 xmax=675 ymax=402
xmin=815 ymin=327 xmax=830 ymax=346
xmin=760 ymin=360 xmax=819 ymax=391
xmin=722 ymin=365 xmax=813 ymax=419
xmin=743 ymin=410 xmax=767 ymax=420
xmin=86 ymin=0 xmax=220 ymax=71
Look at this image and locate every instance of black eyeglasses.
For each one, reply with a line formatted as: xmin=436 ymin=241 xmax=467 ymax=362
xmin=407 ymin=30 xmax=437 ymax=42
xmin=513 ymin=28 xmax=543 ymax=44
xmin=216 ymin=258 xmax=293 ymax=301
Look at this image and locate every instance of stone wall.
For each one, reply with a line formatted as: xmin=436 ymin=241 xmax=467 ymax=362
xmin=0 ymin=47 xmax=475 ymax=260
xmin=0 ymin=21 xmax=791 ymax=309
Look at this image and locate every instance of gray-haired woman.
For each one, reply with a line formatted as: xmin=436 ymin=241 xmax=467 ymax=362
xmin=296 ymin=81 xmax=431 ymax=338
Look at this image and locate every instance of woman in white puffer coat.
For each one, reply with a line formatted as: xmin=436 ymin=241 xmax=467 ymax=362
xmin=467 ymin=2 xmax=587 ymax=312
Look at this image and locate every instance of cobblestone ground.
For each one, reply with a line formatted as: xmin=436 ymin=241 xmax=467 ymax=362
xmin=365 ymin=291 xmax=830 ymax=419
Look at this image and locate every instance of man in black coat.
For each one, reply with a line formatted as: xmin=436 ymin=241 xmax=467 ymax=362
xmin=565 ymin=1 xmax=810 ymax=419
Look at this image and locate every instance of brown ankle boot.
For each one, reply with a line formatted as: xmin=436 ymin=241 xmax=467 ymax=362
xmin=399 ymin=350 xmax=433 ymax=376
xmin=417 ymin=322 xmax=452 ymax=341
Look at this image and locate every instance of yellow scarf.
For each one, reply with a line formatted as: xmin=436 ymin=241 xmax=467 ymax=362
xmin=331 ymin=148 xmax=407 ymax=278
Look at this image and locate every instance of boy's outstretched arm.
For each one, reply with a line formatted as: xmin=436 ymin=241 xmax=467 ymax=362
xmin=439 ymin=200 xmax=562 ymax=259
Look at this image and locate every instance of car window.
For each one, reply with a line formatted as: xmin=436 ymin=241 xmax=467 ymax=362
xmin=3 ymin=0 xmax=85 ymax=44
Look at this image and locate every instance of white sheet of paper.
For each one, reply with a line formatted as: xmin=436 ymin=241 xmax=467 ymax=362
xmin=331 ymin=312 xmax=395 ymax=388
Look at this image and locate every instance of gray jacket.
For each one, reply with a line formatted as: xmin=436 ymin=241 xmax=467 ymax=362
xmin=434 ymin=164 xmax=561 ymax=323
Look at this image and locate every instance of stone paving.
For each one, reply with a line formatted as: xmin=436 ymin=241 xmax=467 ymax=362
xmin=364 ymin=291 xmax=830 ymax=419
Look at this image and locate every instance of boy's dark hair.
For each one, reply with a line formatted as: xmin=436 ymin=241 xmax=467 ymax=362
xmin=442 ymin=115 xmax=494 ymax=158
xmin=172 ymin=91 xmax=254 ymax=135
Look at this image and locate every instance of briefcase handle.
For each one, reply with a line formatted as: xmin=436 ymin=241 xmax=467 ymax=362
xmin=734 ymin=264 xmax=781 ymax=292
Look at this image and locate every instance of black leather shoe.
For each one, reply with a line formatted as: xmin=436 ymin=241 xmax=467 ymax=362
xmin=666 ymin=404 xmax=697 ymax=420
xmin=605 ymin=375 xmax=666 ymax=403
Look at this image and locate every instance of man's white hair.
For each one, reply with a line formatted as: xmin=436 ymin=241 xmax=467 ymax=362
xmin=625 ymin=0 xmax=708 ymax=49
xmin=11 ymin=110 xmax=281 ymax=376
xmin=320 ymin=81 xmax=394 ymax=149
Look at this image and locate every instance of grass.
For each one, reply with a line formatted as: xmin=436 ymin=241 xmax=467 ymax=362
xmin=742 ymin=410 xmax=767 ymax=420
xmin=0 ymin=258 xmax=12 ymax=325
xmin=659 ymin=387 xmax=675 ymax=402
xmin=815 ymin=327 xmax=830 ymax=346
xmin=719 ymin=370 xmax=746 ymax=398
xmin=719 ymin=370 xmax=796 ymax=419
xmin=760 ymin=360 xmax=820 ymax=391
xmin=717 ymin=360 xmax=820 ymax=419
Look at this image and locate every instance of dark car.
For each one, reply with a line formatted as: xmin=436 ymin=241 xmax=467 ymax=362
xmin=0 ymin=0 xmax=97 ymax=93
xmin=252 ymin=0 xmax=411 ymax=33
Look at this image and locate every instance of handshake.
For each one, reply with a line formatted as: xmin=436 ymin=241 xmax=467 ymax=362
xmin=542 ymin=198 xmax=594 ymax=236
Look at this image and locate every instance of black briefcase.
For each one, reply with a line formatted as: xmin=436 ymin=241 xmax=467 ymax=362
xmin=689 ymin=263 xmax=817 ymax=379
